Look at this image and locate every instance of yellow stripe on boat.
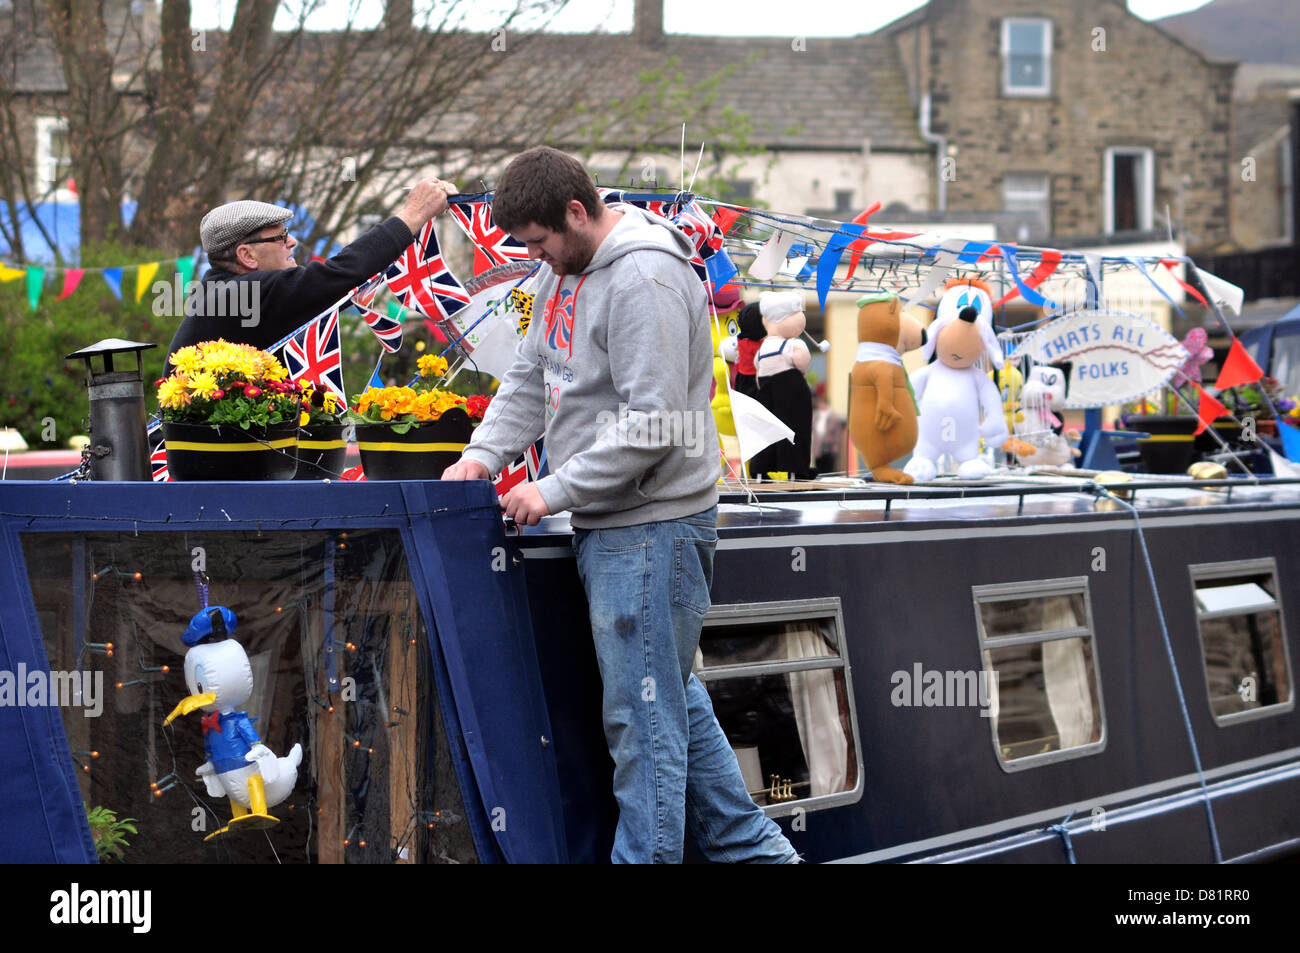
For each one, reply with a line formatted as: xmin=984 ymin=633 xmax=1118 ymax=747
xmin=1143 ymin=434 xmax=1195 ymax=443
xmin=166 ymin=438 xmax=298 ymax=451
xmin=356 ymin=441 xmax=467 ymax=452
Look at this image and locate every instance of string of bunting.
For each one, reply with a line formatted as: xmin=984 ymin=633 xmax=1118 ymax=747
xmin=0 ymin=253 xmax=198 ymax=311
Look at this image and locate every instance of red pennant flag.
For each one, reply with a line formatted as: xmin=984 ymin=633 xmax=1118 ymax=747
xmin=57 ymin=268 xmax=84 ymax=300
xmin=994 ymin=250 xmax=1062 ymax=308
xmin=839 ymin=202 xmax=883 ymax=286
xmin=1215 ymin=339 xmax=1265 ymax=390
xmin=711 ymin=207 xmax=743 ymax=235
xmin=1193 ymin=382 xmax=1227 ymax=435
xmin=1160 ymin=259 xmax=1209 ymax=307
xmin=423 ymin=319 xmax=447 ymax=344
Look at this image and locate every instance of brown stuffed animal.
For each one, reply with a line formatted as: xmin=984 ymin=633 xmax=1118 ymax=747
xmin=849 ymin=292 xmax=918 ymax=484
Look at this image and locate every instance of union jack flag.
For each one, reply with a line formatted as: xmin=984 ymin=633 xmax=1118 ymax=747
xmin=281 ymin=308 xmax=346 ymax=401
xmin=448 ymin=202 xmax=528 ymax=267
xmin=349 ymin=272 xmax=402 ymax=352
xmin=673 ymin=201 xmax=724 ymax=259
xmin=493 ymin=441 xmax=544 ymax=498
xmin=385 ymin=220 xmax=470 ymax=320
xmin=149 ymin=429 xmax=170 ymax=482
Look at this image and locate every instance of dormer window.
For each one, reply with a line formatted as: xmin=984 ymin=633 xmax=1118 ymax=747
xmin=1002 ymin=18 xmax=1051 ymax=97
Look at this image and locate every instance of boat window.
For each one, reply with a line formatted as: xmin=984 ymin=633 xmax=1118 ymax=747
xmin=1190 ymin=560 xmax=1293 ymax=724
xmin=695 ymin=598 xmax=861 ymax=815
xmin=21 ymin=530 xmax=477 ymax=864
xmin=972 ymin=578 xmax=1105 ymax=771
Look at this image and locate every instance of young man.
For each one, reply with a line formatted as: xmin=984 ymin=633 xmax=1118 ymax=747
xmin=165 ymin=178 xmax=456 ymax=363
xmin=442 ymin=146 xmax=797 ymax=864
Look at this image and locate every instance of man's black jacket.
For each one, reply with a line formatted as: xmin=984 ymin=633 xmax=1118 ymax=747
xmin=165 ymin=216 xmax=413 ymax=363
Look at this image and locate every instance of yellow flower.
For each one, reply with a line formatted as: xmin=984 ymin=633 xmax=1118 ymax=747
xmin=418 ymin=354 xmax=448 ymax=379
xmin=189 ymin=370 xmax=219 ymax=399
xmin=170 ymin=346 xmax=202 ymax=376
xmin=158 ymin=376 xmax=191 ymax=409
xmin=300 ymin=410 xmax=311 ymax=427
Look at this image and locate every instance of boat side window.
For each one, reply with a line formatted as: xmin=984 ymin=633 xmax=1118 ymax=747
xmin=1190 ymin=559 xmax=1293 ymax=724
xmin=694 ymin=598 xmax=862 ymax=815
xmin=972 ymin=578 xmax=1105 ymax=772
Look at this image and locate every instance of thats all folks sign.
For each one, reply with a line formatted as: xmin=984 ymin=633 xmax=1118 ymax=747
xmin=1008 ymin=310 xmax=1184 ymax=409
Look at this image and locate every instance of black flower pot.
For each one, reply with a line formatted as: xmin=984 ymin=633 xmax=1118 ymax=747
xmin=294 ymin=422 xmax=350 ymax=480
xmin=355 ymin=410 xmax=475 ymax=481
xmin=1122 ymin=414 xmax=1199 ymax=474
xmin=163 ymin=420 xmax=299 ymax=481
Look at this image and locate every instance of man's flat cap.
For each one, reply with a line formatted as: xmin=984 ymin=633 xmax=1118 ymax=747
xmin=200 ymin=200 xmax=293 ymax=253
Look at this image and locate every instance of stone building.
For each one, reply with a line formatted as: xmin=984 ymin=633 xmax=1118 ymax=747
xmin=882 ymin=0 xmax=1236 ymax=250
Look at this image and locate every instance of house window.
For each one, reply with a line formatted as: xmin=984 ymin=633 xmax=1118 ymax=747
xmin=1002 ymin=18 xmax=1051 ymax=97
xmin=1190 ymin=559 xmax=1292 ymax=724
xmin=1003 ymin=172 xmax=1051 ymax=242
xmin=695 ymin=598 xmax=861 ymax=814
xmin=35 ymin=116 xmax=72 ymax=199
xmin=833 ymin=189 xmax=855 ymax=214
xmin=1104 ymin=147 xmax=1154 ymax=233
xmin=972 ymin=577 xmax=1105 ymax=771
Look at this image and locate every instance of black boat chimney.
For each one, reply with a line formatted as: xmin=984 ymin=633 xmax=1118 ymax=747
xmin=66 ymin=338 xmax=156 ymax=481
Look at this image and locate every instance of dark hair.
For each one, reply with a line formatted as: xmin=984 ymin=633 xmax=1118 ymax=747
xmin=492 ymin=146 xmax=602 ymax=233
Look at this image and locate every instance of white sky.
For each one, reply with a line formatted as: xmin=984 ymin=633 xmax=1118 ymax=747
xmin=191 ymin=0 xmax=1217 ymax=34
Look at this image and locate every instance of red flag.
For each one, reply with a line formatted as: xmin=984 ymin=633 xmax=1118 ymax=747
xmin=712 ymin=207 xmax=743 ymax=234
xmin=1193 ymin=382 xmax=1227 ymax=435
xmin=58 ymin=269 xmax=84 ymax=300
xmin=840 ymin=203 xmax=883 ymax=286
xmin=1160 ymin=259 xmax=1209 ymax=307
xmin=1215 ymin=339 xmax=1265 ymax=390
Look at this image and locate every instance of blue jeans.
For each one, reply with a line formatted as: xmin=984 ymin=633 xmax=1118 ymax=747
xmin=573 ymin=506 xmax=797 ymax=864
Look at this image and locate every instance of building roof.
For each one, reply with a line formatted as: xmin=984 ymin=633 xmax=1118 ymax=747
xmin=7 ymin=23 xmax=927 ymax=155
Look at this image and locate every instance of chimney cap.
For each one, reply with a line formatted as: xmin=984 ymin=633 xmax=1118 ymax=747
xmin=65 ymin=338 xmax=156 ymax=361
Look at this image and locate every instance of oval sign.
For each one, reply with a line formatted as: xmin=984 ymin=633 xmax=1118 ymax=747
xmin=1008 ymin=310 xmax=1185 ymax=409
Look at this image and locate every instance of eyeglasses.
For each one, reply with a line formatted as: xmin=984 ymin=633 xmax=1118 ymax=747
xmin=241 ymin=229 xmax=291 ymax=246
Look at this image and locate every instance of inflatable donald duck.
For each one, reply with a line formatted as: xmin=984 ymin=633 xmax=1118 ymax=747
xmin=164 ymin=606 xmax=302 ymax=841
xmin=904 ymin=280 xmax=1035 ymax=481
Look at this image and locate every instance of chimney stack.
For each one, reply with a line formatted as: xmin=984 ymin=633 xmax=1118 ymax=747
xmin=384 ymin=0 xmax=413 ymax=35
xmin=634 ymin=0 xmax=665 ymax=49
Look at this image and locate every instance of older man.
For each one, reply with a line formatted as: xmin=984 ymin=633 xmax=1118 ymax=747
xmin=165 ymin=178 xmax=455 ymax=362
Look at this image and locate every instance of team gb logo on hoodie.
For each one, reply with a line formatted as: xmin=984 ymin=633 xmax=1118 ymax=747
xmin=543 ymin=286 xmax=577 ymax=358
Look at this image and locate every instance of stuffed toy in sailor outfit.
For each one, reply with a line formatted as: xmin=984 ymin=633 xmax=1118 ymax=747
xmin=904 ymin=280 xmax=1036 ymax=481
xmin=750 ymin=291 xmax=815 ymax=480
xmin=164 ymin=606 xmax=303 ymax=841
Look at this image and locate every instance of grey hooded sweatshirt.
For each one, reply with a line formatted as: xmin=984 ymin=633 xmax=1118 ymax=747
xmin=460 ymin=204 xmax=719 ymax=529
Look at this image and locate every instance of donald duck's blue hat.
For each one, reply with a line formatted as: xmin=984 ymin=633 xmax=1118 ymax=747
xmin=182 ymin=606 xmax=238 ymax=647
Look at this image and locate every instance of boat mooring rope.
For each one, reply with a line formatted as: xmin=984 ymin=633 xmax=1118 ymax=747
xmin=1090 ymin=483 xmax=1224 ymax=864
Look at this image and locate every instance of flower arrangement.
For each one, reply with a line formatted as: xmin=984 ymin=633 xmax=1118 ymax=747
xmin=348 ymin=353 xmax=492 ymax=433
xmin=158 ymin=340 xmax=303 ymax=428
xmin=299 ymin=385 xmax=344 ymax=427
xmin=1219 ymin=377 xmax=1300 ymax=422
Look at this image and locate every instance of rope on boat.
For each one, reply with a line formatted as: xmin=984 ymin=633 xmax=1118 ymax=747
xmin=1046 ymin=809 xmax=1078 ymax=864
xmin=1092 ymin=483 xmax=1225 ymax=864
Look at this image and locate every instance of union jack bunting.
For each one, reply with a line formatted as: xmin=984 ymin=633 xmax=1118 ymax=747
xmin=148 ymin=428 xmax=170 ymax=482
xmin=281 ymin=308 xmax=346 ymax=401
xmin=673 ymin=200 xmax=725 ymax=259
xmin=448 ymin=201 xmax=528 ymax=267
xmin=493 ymin=440 xmax=544 ymax=498
xmin=384 ymin=220 xmax=470 ymax=320
xmin=348 ymin=272 xmax=403 ymax=352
